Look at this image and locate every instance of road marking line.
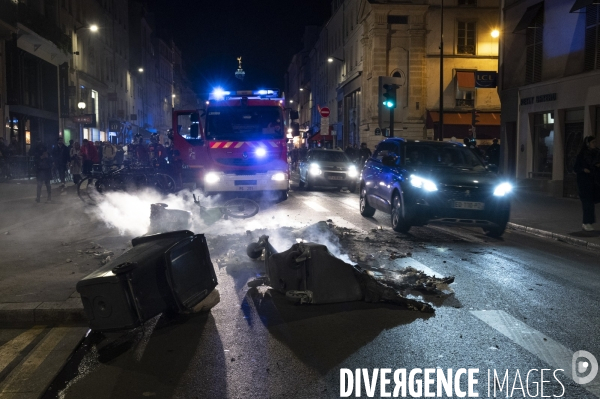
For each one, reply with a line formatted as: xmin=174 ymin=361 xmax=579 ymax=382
xmin=1 ymin=327 xmax=70 ymax=393
xmin=0 ymin=326 xmax=46 ymax=375
xmin=472 ymin=310 xmax=600 ymax=398
xmin=303 ymin=201 xmax=329 ymax=213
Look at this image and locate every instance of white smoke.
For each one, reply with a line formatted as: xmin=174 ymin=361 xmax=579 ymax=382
xmin=87 ymin=189 xmax=354 ymax=264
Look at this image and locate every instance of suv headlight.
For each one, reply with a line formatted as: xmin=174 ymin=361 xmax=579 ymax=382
xmin=347 ymin=165 xmax=358 ymax=178
xmin=309 ymin=163 xmax=322 ymax=176
xmin=410 ymin=175 xmax=438 ymax=192
xmin=493 ymin=182 xmax=513 ymax=196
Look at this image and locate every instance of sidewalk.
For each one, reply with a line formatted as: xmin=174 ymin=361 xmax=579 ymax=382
xmin=509 ymin=189 xmax=600 ymax=250
xmin=0 ymin=180 xmax=123 ymax=325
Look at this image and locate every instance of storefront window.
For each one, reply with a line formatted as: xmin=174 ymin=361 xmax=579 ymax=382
xmin=532 ymin=112 xmax=554 ymax=179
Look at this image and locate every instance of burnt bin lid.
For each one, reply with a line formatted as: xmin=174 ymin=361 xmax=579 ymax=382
xmin=76 ymin=231 xmax=195 ymax=289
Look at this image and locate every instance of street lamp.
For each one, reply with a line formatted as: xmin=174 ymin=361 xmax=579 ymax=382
xmin=78 ymin=101 xmax=86 ymax=112
xmin=138 ymin=68 xmax=144 ymax=73
xmin=74 ymin=24 xmax=98 ymax=34
xmin=327 ymin=56 xmax=344 ymax=63
xmin=491 ymin=29 xmax=500 ymax=38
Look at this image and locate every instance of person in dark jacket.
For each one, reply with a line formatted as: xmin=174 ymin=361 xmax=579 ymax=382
xmin=486 ymin=138 xmax=501 ymax=166
xmin=573 ymin=136 xmax=600 ymax=231
xmin=35 ymin=150 xmax=53 ymax=203
xmin=52 ymin=138 xmax=70 ymax=187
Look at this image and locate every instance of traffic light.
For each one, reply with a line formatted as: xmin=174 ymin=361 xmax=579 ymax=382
xmin=382 ymin=84 xmax=397 ymax=109
xmin=471 ymin=109 xmax=480 ymax=126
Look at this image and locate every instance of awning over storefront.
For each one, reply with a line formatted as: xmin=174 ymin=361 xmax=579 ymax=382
xmin=426 ymin=111 xmax=501 ymax=139
xmin=513 ymin=2 xmax=544 ymax=32
xmin=308 ymin=133 xmax=334 ymax=141
xmin=456 ymin=71 xmax=475 ymax=90
xmin=428 ymin=111 xmax=500 ymax=126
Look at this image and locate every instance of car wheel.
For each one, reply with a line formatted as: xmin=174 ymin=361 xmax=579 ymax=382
xmin=391 ymin=193 xmax=411 ymax=233
xmin=278 ymin=190 xmax=288 ymax=202
xmin=359 ymin=184 xmax=376 ymax=217
xmin=484 ymin=209 xmax=509 ymax=237
xmin=298 ymin=179 xmax=305 ymax=189
xmin=349 ymin=183 xmax=357 ymax=193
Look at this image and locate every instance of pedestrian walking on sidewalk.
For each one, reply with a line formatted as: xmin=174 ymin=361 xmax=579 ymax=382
xmin=35 ymin=150 xmax=52 ymax=203
xmin=574 ymin=136 xmax=600 ymax=231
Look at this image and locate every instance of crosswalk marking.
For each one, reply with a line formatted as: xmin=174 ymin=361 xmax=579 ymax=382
xmin=1 ymin=327 xmax=70 ymax=394
xmin=0 ymin=326 xmax=46 ymax=375
xmin=472 ymin=310 xmax=600 ymax=398
xmin=303 ymin=201 xmax=329 ymax=213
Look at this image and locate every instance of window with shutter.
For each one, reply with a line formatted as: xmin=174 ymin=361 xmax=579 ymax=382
xmin=525 ymin=10 xmax=543 ymax=84
xmin=457 ymin=22 xmax=476 ymax=55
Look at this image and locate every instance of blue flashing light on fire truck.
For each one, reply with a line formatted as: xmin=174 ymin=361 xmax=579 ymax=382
xmin=171 ymin=88 xmax=289 ymax=200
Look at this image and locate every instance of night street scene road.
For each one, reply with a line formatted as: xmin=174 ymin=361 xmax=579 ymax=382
xmin=2 ymin=0 xmax=600 ymax=398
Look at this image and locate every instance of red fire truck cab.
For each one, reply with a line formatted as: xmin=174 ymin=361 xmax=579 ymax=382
xmin=171 ymin=89 xmax=289 ymax=200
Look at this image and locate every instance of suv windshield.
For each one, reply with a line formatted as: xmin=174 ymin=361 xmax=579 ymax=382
xmin=309 ymin=151 xmax=350 ymax=163
xmin=206 ymin=106 xmax=285 ymax=140
xmin=406 ymin=143 xmax=486 ymax=171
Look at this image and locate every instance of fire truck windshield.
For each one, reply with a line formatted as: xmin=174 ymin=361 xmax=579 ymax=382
xmin=206 ymin=106 xmax=285 ymax=141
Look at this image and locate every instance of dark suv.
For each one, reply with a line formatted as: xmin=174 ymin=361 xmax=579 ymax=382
xmin=359 ymin=138 xmax=513 ymax=237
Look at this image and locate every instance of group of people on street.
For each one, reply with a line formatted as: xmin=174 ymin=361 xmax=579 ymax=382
xmin=28 ymin=132 xmax=185 ymax=203
xmin=29 ymin=138 xmax=127 ymax=203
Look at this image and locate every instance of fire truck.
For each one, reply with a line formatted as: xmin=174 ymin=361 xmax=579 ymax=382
xmin=171 ymin=89 xmax=289 ymax=200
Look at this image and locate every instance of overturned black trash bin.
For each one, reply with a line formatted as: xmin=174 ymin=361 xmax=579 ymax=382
xmin=77 ymin=230 xmax=217 ymax=331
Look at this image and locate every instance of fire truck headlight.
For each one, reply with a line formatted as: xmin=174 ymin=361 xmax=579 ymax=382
xmin=204 ymin=172 xmax=220 ymax=184
xmin=255 ymin=147 xmax=267 ymax=157
xmin=271 ymin=172 xmax=286 ymax=181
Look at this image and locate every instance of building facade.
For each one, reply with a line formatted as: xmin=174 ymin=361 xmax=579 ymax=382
xmin=287 ymin=0 xmax=501 ymax=152
xmin=500 ymin=0 xmax=600 ymax=198
xmin=0 ymin=0 xmax=197 ymax=157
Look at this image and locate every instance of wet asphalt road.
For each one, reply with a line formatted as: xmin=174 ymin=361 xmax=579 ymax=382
xmin=43 ymin=186 xmax=600 ymax=398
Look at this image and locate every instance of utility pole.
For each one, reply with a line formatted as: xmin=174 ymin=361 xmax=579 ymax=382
xmin=439 ymin=0 xmax=444 ymax=141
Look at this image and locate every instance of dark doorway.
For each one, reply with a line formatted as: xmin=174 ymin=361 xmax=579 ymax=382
xmin=563 ymin=122 xmax=584 ymax=198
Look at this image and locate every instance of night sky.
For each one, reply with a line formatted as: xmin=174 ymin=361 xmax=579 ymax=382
xmin=146 ymin=0 xmax=333 ymax=97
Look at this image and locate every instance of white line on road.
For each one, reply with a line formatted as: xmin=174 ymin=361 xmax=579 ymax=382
xmin=472 ymin=309 xmax=600 ymax=398
xmin=303 ymin=201 xmax=330 ymax=213
xmin=0 ymin=326 xmax=46 ymax=375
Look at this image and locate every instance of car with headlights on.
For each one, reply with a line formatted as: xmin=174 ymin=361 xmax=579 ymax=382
xmin=359 ymin=138 xmax=513 ymax=237
xmin=298 ymin=149 xmax=359 ymax=192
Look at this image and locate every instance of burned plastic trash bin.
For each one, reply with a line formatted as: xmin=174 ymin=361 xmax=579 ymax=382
xmin=247 ymin=235 xmax=453 ymax=312
xmin=149 ymin=203 xmax=192 ymax=234
xmin=77 ymin=230 xmax=218 ymax=331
